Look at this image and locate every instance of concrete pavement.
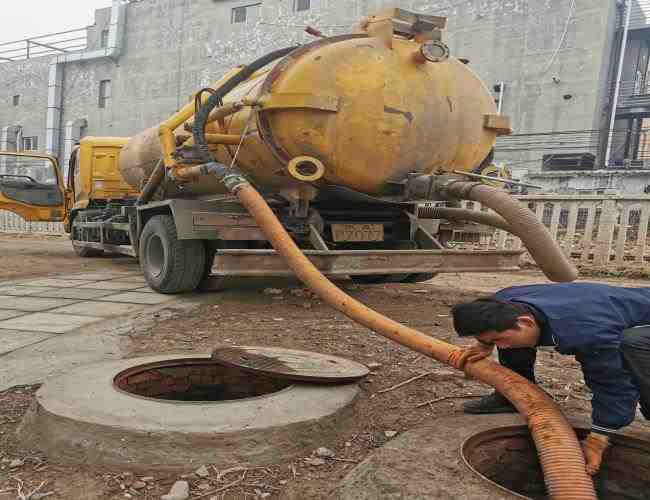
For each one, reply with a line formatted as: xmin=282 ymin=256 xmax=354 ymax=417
xmin=0 ymin=269 xmax=175 ymax=390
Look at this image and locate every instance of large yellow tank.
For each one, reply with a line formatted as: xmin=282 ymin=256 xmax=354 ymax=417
xmin=119 ymin=11 xmax=509 ymax=197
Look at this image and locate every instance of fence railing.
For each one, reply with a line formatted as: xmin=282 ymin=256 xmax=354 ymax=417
xmin=0 ymin=27 xmax=87 ymax=63
xmin=450 ymin=195 xmax=650 ymax=269
xmin=4 ymin=195 xmax=650 ymax=269
xmin=615 ymin=80 xmax=650 ymax=110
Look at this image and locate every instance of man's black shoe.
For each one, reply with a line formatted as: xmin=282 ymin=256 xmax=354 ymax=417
xmin=463 ymin=392 xmax=517 ymax=414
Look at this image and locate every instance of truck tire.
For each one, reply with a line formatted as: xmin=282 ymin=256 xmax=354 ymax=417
xmin=72 ymin=242 xmax=104 ymax=258
xmin=198 ymin=241 xmax=239 ymax=292
xmin=139 ymin=214 xmax=205 ymax=294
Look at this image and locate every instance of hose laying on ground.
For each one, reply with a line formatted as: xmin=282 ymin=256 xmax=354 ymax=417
xmin=420 ymin=206 xmax=513 ymax=233
xmin=442 ymin=181 xmax=578 ymax=283
xmin=206 ymin=163 xmax=596 ymax=500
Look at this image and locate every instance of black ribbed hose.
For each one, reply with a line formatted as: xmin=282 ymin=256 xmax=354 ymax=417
xmin=192 ymin=46 xmax=299 ymax=161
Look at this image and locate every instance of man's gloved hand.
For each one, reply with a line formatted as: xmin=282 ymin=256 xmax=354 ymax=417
xmin=448 ymin=341 xmax=495 ymax=370
xmin=581 ymin=432 xmax=610 ymax=475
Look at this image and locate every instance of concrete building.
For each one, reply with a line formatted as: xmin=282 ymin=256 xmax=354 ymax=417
xmin=0 ymin=0 xmax=647 ymax=193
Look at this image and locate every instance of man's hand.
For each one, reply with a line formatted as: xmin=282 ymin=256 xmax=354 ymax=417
xmin=448 ymin=341 xmax=495 ymax=370
xmin=581 ymin=433 xmax=610 ymax=475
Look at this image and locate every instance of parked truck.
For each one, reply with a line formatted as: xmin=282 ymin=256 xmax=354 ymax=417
xmin=0 ymin=9 xmax=558 ymax=294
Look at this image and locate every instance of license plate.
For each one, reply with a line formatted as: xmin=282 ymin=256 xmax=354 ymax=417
xmin=331 ymin=223 xmax=384 ymax=242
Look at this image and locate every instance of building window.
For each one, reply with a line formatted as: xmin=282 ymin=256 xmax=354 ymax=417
xmin=22 ymin=136 xmax=38 ymax=151
xmin=231 ymin=6 xmax=247 ymax=23
xmin=100 ymin=29 xmax=110 ymax=48
xmin=231 ymin=3 xmax=261 ymax=24
xmin=98 ymin=79 xmax=111 ymax=108
xmin=294 ymin=0 xmax=310 ymax=11
xmin=12 ymin=95 xmax=20 ymax=106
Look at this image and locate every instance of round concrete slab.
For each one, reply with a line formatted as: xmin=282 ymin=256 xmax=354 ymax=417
xmin=18 ymin=353 xmax=360 ymax=471
xmin=325 ymin=414 xmax=650 ymax=500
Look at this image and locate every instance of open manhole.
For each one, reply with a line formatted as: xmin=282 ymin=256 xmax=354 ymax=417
xmin=20 ymin=354 xmax=360 ymax=470
xmin=462 ymin=426 xmax=650 ymax=499
xmin=113 ymin=358 xmax=292 ymax=402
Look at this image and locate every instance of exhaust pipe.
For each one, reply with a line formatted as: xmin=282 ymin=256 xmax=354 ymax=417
xmin=206 ymin=163 xmax=595 ymax=500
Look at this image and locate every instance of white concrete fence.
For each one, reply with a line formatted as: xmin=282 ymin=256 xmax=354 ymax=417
xmin=3 ymin=194 xmax=650 ymax=269
xmin=0 ymin=210 xmax=64 ymax=234
xmin=453 ymin=195 xmax=650 ymax=269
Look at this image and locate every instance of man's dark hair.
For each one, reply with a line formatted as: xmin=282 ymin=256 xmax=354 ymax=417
xmin=451 ymin=298 xmax=529 ymax=337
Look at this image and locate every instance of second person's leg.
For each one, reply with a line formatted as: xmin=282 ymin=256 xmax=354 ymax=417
xmin=464 ymin=347 xmax=537 ymax=414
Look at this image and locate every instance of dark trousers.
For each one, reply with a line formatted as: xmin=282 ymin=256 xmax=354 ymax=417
xmin=497 ymin=327 xmax=650 ymax=419
xmin=621 ymin=326 xmax=650 ymax=419
xmin=498 ymin=347 xmax=537 ymax=384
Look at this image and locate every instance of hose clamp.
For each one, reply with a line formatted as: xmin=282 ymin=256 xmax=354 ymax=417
xmin=202 ymin=162 xmax=250 ymax=193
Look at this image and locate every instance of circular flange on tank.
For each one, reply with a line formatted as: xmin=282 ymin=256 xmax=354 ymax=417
xmin=287 ymin=156 xmax=326 ymax=182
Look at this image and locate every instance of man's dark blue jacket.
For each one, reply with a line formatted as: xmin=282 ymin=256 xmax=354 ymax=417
xmin=495 ymin=283 xmax=650 ymax=434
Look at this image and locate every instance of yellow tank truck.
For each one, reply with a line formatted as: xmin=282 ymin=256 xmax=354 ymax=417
xmin=0 ymin=9 xmax=533 ymax=294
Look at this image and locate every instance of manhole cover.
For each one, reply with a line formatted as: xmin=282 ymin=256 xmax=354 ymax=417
xmin=211 ymin=346 xmax=369 ymax=383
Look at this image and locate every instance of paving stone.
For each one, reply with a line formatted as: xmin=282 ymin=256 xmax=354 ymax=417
xmin=49 ymin=301 xmax=146 ymax=317
xmin=133 ymin=287 xmax=155 ymax=293
xmin=20 ymin=279 xmax=94 ymax=288
xmin=0 ymin=312 xmax=102 ymax=333
xmin=78 ymin=281 xmax=144 ymax=291
xmin=0 ymin=296 xmax=78 ymax=312
xmin=114 ymin=276 xmax=148 ymax=284
xmin=0 ymin=330 xmax=55 ymax=355
xmin=99 ymin=292 xmax=171 ymax=305
xmin=28 ymin=288 xmax=116 ymax=300
xmin=0 ymin=310 xmax=26 ymax=320
xmin=0 ymin=286 xmax=51 ymax=296
xmin=55 ymin=273 xmax=123 ymax=281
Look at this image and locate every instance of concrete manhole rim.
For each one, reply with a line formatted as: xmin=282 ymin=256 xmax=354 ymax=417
xmin=460 ymin=423 xmax=650 ymax=500
xmin=460 ymin=425 xmax=545 ymax=500
xmin=111 ymin=356 xmax=297 ymax=405
xmin=19 ymin=352 xmax=361 ymax=470
xmin=32 ymin=353 xmax=360 ymax=433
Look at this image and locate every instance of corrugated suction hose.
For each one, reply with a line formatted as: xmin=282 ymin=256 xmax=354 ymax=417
xmin=441 ymin=181 xmax=578 ymax=282
xmin=420 ymin=206 xmax=513 ymax=233
xmin=207 ymin=163 xmax=596 ymax=500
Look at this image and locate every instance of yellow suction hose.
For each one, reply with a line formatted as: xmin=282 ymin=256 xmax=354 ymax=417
xmin=208 ymin=164 xmax=596 ymax=500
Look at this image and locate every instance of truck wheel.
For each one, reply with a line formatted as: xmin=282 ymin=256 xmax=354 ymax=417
xmin=198 ymin=241 xmax=239 ymax=292
xmin=139 ymin=215 xmax=205 ymax=294
xmin=72 ymin=242 xmax=104 ymax=258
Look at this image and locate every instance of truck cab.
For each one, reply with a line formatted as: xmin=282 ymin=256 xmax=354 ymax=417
xmin=0 ymin=151 xmax=67 ymax=224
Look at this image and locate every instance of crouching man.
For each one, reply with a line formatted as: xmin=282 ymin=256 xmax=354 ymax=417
xmin=450 ymin=283 xmax=650 ymax=475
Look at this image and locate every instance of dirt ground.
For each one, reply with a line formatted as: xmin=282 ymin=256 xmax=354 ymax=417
xmin=0 ymin=233 xmax=135 ymax=281
xmin=1 ymin=235 xmax=650 ymax=500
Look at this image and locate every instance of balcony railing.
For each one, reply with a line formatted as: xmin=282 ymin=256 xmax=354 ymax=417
xmin=616 ymin=80 xmax=650 ymax=108
xmin=0 ymin=27 xmax=87 ymax=63
xmin=628 ymin=0 xmax=650 ymax=30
